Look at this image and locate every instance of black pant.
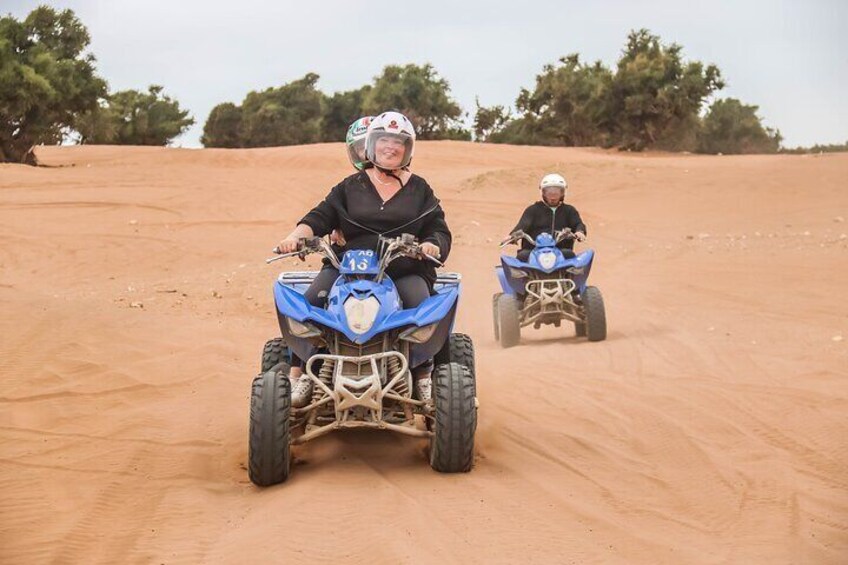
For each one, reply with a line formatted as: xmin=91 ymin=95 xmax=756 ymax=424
xmin=291 ymin=268 xmax=432 ymax=374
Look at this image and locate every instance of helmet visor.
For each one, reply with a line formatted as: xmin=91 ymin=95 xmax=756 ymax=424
xmin=541 ymin=185 xmax=565 ymax=200
xmin=347 ymin=139 xmax=368 ymax=170
xmin=367 ymin=132 xmax=414 ymax=170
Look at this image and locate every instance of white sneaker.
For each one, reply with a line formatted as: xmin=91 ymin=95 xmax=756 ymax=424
xmin=291 ymin=376 xmax=314 ymax=408
xmin=414 ymin=376 xmax=432 ymax=402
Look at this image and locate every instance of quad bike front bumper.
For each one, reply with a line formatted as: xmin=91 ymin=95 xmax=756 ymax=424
xmin=521 ymin=278 xmax=584 ymax=327
xmin=292 ymin=351 xmax=432 ymax=444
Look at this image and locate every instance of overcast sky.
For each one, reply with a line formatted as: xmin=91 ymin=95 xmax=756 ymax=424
xmin=6 ymin=0 xmax=847 ymax=147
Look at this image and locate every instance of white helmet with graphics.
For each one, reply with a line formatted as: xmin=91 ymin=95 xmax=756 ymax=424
xmin=539 ymin=173 xmax=568 ymax=203
xmin=365 ymin=111 xmax=416 ymax=171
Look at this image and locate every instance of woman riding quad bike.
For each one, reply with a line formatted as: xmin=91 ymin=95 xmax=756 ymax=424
xmin=250 ymin=112 xmax=477 ymax=486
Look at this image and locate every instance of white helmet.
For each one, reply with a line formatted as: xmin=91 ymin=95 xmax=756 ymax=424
xmin=365 ymin=111 xmax=416 ymax=171
xmin=539 ymin=173 xmax=568 ymax=202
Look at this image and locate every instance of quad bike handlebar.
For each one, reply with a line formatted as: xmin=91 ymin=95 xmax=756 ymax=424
xmin=267 ymin=234 xmax=442 ymax=277
xmin=554 ymin=228 xmax=578 ymax=244
xmin=500 ymin=228 xmax=579 ymax=248
xmin=375 ymin=233 xmax=443 ymax=279
xmin=500 ymin=230 xmax=535 ymax=248
xmin=268 ymin=237 xmax=340 ymax=268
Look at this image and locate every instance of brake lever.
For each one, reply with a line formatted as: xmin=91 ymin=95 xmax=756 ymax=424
xmin=266 ymin=250 xmax=302 ymax=264
xmin=267 ymin=237 xmax=314 ymax=264
xmin=397 ymin=243 xmax=444 ymax=267
xmin=422 ymin=253 xmax=444 ymax=267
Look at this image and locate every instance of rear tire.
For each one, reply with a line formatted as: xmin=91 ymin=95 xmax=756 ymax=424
xmin=448 ymin=333 xmax=475 ymax=379
xmin=497 ymin=293 xmax=521 ymax=348
xmin=248 ymin=364 xmax=292 ymax=486
xmin=582 ymin=286 xmax=607 ymax=342
xmin=429 ymin=362 xmax=476 ymax=473
xmin=261 ymin=337 xmax=290 ymax=373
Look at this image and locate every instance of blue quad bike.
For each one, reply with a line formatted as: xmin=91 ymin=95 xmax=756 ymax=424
xmin=251 ymin=234 xmax=477 ymax=486
xmin=494 ymin=228 xmax=606 ymax=348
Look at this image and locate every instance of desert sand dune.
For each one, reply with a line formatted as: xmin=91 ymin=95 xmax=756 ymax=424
xmin=1 ymin=143 xmax=846 ymax=563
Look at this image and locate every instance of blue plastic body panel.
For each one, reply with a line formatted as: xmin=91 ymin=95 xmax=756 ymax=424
xmin=274 ymin=270 xmax=461 ymax=369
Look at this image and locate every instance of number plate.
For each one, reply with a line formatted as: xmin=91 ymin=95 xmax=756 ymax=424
xmin=339 ymin=249 xmax=380 ymax=275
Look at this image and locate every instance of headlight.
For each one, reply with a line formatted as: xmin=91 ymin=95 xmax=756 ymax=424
xmin=399 ymin=323 xmax=438 ymax=344
xmin=343 ymin=295 xmax=381 ymax=334
xmin=287 ymin=317 xmax=321 ymax=338
xmin=566 ymin=267 xmax=585 ymax=275
xmin=538 ymin=252 xmax=557 ymax=270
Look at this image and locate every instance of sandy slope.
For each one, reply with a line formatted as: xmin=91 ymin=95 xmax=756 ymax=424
xmin=1 ymin=143 xmax=846 ymax=564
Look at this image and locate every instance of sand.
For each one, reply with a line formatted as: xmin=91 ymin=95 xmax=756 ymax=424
xmin=1 ymin=142 xmax=846 ymax=563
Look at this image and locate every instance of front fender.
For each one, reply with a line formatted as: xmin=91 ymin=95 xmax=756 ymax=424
xmin=562 ymin=249 xmax=595 ymax=292
xmin=275 ymin=282 xmax=339 ymax=327
xmin=274 ymin=282 xmax=343 ymax=362
xmin=499 ymin=256 xmax=529 ymax=295
xmin=496 ymin=266 xmax=513 ymax=295
xmin=382 ymin=285 xmax=459 ymax=330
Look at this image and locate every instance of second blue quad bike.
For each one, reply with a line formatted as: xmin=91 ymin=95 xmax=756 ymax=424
xmin=494 ymin=228 xmax=607 ymax=348
xmin=249 ymin=234 xmax=477 ymax=486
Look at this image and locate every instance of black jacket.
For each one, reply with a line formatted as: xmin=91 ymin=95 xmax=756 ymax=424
xmin=511 ymin=201 xmax=587 ymax=251
xmin=299 ymin=171 xmax=451 ymax=288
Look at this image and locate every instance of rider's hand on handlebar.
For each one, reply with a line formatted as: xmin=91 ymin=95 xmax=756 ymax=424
xmin=330 ymin=229 xmax=346 ymax=246
xmin=277 ymin=237 xmax=301 ymax=254
xmin=501 ymin=230 xmax=523 ymax=245
xmin=419 ymin=242 xmax=441 ymax=260
xmin=574 ymin=231 xmax=587 ymax=242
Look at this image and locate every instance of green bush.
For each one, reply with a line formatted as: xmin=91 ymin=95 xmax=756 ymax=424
xmin=201 ymin=64 xmax=470 ymax=147
xmin=476 ymin=29 xmax=749 ymax=153
xmin=0 ymin=6 xmax=106 ymax=162
xmin=201 ymin=102 xmax=242 ymax=148
xmin=78 ymin=85 xmax=194 ymax=146
xmin=361 ymin=64 xmax=469 ymax=140
xmin=696 ymin=98 xmax=781 ymax=154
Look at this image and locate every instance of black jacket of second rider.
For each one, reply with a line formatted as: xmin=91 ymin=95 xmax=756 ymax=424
xmin=510 ymin=201 xmax=587 ymax=251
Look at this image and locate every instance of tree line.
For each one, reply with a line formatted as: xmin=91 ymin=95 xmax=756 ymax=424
xmin=1 ymin=6 xmax=826 ymax=165
xmin=1 ymin=6 xmax=192 ymax=163
xmin=474 ymin=30 xmax=782 ymax=154
xmin=201 ymin=64 xmax=469 ymax=148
